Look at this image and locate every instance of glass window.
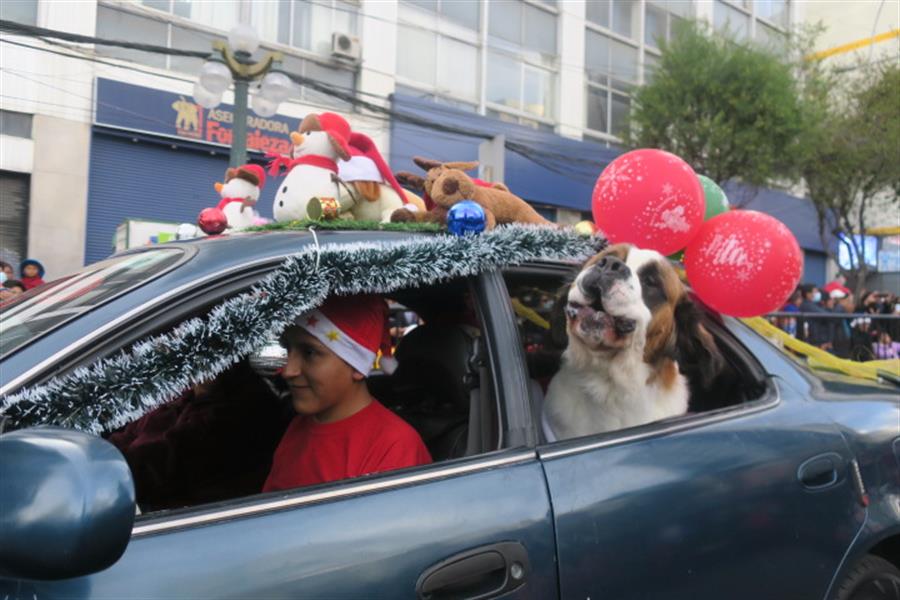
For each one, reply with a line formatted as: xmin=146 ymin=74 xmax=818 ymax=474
xmin=610 ymin=92 xmax=630 ymax=137
xmin=645 ymin=2 xmax=667 ymax=48
xmin=611 ymin=0 xmax=635 ymax=39
xmin=437 ymin=37 xmax=478 ymax=101
xmin=441 ymin=0 xmax=479 ymax=29
xmin=141 ymin=0 xmax=171 ymax=11
xmin=644 ymin=52 xmax=660 ymax=83
xmin=756 ymin=21 xmax=788 ymax=54
xmin=176 ymin=0 xmax=239 ymax=30
xmin=333 ymin=1 xmax=358 ymax=37
xmin=714 ymin=0 xmax=750 ymax=40
xmin=397 ymin=25 xmax=437 ymax=87
xmin=610 ymin=38 xmax=638 ymax=84
xmin=489 ymin=0 xmax=522 ymax=45
xmin=756 ymin=0 xmax=789 ymax=28
xmin=487 ymin=51 xmax=521 ymax=110
xmin=170 ymin=26 xmax=223 ymax=74
xmin=668 ymin=0 xmax=693 ymax=18
xmin=524 ymin=3 xmax=557 ymax=56
xmin=405 ymin=0 xmax=438 ymax=11
xmin=523 ymin=67 xmax=552 ymax=118
xmin=586 ymin=86 xmax=608 ymax=132
xmin=0 ymin=110 xmax=33 ymax=139
xmin=290 ymin=0 xmax=312 ymax=49
xmin=96 ymin=5 xmax=168 ymax=69
xmin=585 ymin=0 xmax=610 ymax=28
xmin=585 ymin=29 xmax=610 ymax=85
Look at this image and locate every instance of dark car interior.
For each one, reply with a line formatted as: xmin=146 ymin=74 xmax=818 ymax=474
xmin=104 ymin=276 xmax=497 ymax=514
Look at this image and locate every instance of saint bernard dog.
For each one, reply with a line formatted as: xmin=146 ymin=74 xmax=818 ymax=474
xmin=543 ymin=243 xmax=723 ymax=440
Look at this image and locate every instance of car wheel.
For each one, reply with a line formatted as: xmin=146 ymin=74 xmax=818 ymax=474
xmin=834 ymin=555 xmax=900 ymax=600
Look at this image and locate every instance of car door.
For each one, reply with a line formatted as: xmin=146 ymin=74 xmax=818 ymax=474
xmin=538 ymin=331 xmax=866 ymax=600
xmin=10 ymin=271 xmax=558 ymax=600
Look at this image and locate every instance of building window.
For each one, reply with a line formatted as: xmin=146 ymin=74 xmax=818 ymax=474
xmin=645 ymin=0 xmax=692 ymax=49
xmin=0 ymin=0 xmax=38 ymax=25
xmin=402 ymin=0 xmax=480 ymax=30
xmin=0 ymin=110 xmax=34 ymax=139
xmin=755 ymin=0 xmax=789 ymax=29
xmin=714 ymin=0 xmax=751 ymax=41
xmin=585 ymin=0 xmax=638 ymax=41
xmin=584 ymin=29 xmax=637 ymax=139
xmin=396 ymin=25 xmax=479 ymax=105
xmin=95 ymin=2 xmax=356 ymax=109
xmin=252 ymin=0 xmax=358 ymax=56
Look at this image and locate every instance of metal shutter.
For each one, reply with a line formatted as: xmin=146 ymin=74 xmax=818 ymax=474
xmin=85 ymin=132 xmax=277 ymax=265
xmin=0 ymin=170 xmax=29 ymax=270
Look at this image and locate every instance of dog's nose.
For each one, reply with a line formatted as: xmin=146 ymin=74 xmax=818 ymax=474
xmin=597 ymin=256 xmax=629 ymax=276
xmin=442 ymin=178 xmax=459 ymax=196
xmin=581 ymin=256 xmax=631 ymax=298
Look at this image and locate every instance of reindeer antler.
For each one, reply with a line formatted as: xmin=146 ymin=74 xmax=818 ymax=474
xmin=396 ymin=171 xmax=426 ymax=191
xmin=412 ymin=156 xmax=444 ymax=172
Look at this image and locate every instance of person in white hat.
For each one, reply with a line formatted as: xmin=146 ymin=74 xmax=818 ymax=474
xmin=263 ymin=294 xmax=431 ymax=492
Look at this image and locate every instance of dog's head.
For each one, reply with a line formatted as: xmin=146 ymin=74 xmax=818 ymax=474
xmin=552 ymin=243 xmax=723 ymax=385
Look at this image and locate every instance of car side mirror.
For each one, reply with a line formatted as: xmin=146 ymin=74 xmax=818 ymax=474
xmin=0 ymin=427 xmax=135 ymax=581
xmin=249 ymin=337 xmax=288 ymax=377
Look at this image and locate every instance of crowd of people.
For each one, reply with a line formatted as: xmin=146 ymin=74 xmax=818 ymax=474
xmin=0 ymin=259 xmax=45 ymax=302
xmin=775 ymin=275 xmax=900 ymax=360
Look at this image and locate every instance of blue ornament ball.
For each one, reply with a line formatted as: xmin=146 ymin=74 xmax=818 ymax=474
xmin=447 ymin=200 xmax=486 ymax=236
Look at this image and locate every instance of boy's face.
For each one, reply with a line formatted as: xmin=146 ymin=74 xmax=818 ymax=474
xmin=22 ymin=264 xmax=38 ymax=278
xmin=1 ymin=265 xmax=12 ymax=277
xmin=280 ymin=326 xmax=364 ymax=423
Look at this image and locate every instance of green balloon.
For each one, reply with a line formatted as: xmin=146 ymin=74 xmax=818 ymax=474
xmin=698 ymin=175 xmax=729 ymax=220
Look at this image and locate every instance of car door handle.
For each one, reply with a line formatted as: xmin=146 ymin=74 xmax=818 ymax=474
xmin=416 ymin=541 xmax=530 ymax=600
xmin=797 ymin=452 xmax=843 ymax=490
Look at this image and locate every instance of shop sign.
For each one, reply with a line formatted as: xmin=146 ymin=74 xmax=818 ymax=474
xmin=95 ymin=78 xmax=300 ymax=155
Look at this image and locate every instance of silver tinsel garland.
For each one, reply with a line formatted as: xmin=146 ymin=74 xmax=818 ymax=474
xmin=0 ymin=225 xmax=602 ymax=434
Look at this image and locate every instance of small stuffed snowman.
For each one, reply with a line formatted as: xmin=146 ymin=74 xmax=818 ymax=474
xmin=272 ymin=112 xmax=351 ymax=222
xmin=214 ymin=164 xmax=266 ymax=230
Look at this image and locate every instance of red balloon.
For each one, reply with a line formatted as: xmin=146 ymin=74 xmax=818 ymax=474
xmin=198 ymin=207 xmax=227 ymax=235
xmin=592 ymin=149 xmax=705 ymax=255
xmin=684 ymin=210 xmax=803 ymax=317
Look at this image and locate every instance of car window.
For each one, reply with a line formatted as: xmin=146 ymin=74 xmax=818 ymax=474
xmin=0 ymin=249 xmax=185 ymax=357
xmin=103 ymin=275 xmax=499 ymax=517
xmin=502 ymin=265 xmax=768 ymax=443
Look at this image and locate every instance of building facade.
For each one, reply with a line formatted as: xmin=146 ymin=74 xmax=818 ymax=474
xmin=2 ymin=0 xmax=832 ymax=283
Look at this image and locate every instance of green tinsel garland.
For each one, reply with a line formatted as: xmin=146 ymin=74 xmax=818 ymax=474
xmin=0 ymin=225 xmax=602 ymax=434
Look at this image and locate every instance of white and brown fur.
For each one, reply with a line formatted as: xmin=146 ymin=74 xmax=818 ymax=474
xmin=543 ymin=244 xmax=722 ymax=440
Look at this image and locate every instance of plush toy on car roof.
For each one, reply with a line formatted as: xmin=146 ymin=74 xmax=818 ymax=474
xmin=213 ymin=164 xmax=267 ymax=230
xmin=268 ymin=112 xmax=351 ymax=222
xmin=306 ymin=132 xmax=427 ymax=222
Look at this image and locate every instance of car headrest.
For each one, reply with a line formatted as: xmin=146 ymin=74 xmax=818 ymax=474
xmin=392 ymin=324 xmax=478 ymax=410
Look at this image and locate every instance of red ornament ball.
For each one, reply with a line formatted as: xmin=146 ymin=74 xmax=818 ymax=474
xmin=198 ymin=207 xmax=227 ymax=235
xmin=684 ymin=210 xmax=803 ymax=317
xmin=592 ymin=149 xmax=704 ymax=255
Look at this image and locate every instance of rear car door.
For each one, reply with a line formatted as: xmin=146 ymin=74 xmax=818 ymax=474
xmin=539 ymin=326 xmax=866 ymax=599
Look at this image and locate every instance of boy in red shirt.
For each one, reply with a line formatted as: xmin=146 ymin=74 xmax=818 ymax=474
xmin=263 ymin=294 xmax=431 ymax=492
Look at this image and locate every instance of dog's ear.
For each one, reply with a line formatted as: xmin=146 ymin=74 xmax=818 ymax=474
xmin=413 ymin=156 xmax=443 ymax=172
xmin=548 ymin=283 xmax=571 ymax=350
xmin=673 ymin=299 xmax=724 ymax=389
xmin=396 ymin=171 xmax=425 ymax=191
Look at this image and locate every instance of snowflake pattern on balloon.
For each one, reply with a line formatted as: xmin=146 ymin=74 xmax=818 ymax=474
xmin=597 ymin=156 xmax=642 ymax=202
xmin=650 ymin=182 xmax=692 ymax=232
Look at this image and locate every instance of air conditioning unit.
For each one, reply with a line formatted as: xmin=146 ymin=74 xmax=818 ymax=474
xmin=331 ymin=32 xmax=361 ymax=63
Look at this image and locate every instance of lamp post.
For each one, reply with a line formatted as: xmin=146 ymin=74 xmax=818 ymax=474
xmin=193 ymin=24 xmax=293 ymax=167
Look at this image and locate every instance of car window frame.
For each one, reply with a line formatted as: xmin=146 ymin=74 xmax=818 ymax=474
xmin=499 ymin=261 xmax=781 ymax=460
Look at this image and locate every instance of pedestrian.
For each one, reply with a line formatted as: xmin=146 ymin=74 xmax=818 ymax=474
xmin=0 ymin=279 xmax=26 ymax=302
xmin=777 ymin=288 xmax=801 ymax=336
xmin=829 ymin=289 xmax=854 ymax=358
xmin=0 ymin=261 xmax=13 ymax=280
xmin=18 ymin=259 xmax=45 ymax=290
xmin=872 ymin=331 xmax=900 ymax=360
xmin=798 ymin=284 xmax=831 ymax=350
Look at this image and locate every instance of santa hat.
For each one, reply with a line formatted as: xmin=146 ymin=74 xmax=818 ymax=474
xmin=228 ymin=164 xmax=266 ymax=190
xmin=296 ymin=295 xmax=397 ymax=375
xmin=822 ymin=281 xmax=851 ymax=297
xmin=299 ymin=112 xmax=351 ymax=160
xmin=338 ymin=132 xmax=409 ymax=204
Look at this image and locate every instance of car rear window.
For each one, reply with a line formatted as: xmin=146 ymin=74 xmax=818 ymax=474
xmin=0 ymin=249 xmax=185 ymax=357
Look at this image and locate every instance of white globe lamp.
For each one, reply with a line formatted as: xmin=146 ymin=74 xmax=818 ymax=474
xmin=192 ymin=80 xmax=222 ymax=109
xmin=260 ymin=71 xmax=293 ymax=104
xmin=198 ymin=60 xmax=232 ymax=95
xmin=251 ymin=92 xmax=278 ymax=118
xmin=229 ymin=23 xmax=260 ymax=55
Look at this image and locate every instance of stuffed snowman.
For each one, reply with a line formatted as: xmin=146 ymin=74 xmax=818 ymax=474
xmin=271 ymin=112 xmax=351 ymax=222
xmin=214 ymin=164 xmax=266 ymax=230
xmin=335 ymin=132 xmax=425 ymax=222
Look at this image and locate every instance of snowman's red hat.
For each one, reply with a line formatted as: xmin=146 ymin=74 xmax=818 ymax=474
xmin=227 ymin=163 xmax=266 ymax=189
xmin=298 ymin=112 xmax=351 ymax=161
xmin=340 ymin=132 xmax=409 ymax=203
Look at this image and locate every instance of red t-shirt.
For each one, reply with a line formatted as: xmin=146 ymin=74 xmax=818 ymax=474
xmin=262 ymin=400 xmax=432 ymax=492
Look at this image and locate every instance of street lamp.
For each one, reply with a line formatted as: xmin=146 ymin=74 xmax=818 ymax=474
xmin=193 ymin=24 xmax=288 ymax=167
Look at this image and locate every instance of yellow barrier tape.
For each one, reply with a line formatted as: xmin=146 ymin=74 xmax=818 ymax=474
xmin=807 ymin=29 xmax=900 ymax=61
xmin=865 ymin=226 xmax=900 ymax=236
xmin=511 ymin=298 xmax=550 ymax=330
xmin=741 ymin=316 xmax=900 ymax=381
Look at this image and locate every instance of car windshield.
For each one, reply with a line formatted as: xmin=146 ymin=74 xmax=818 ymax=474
xmin=0 ymin=249 xmax=184 ymax=357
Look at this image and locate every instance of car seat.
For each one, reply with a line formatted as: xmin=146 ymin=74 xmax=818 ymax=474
xmin=388 ymin=323 xmax=485 ymax=461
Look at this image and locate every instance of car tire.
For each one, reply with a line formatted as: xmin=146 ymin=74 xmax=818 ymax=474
xmin=833 ymin=555 xmax=900 ymax=600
